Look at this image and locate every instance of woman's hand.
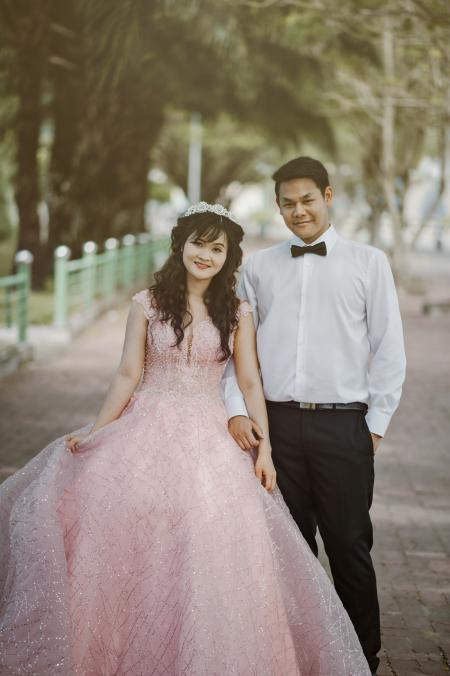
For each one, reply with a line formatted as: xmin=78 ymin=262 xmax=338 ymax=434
xmin=255 ymin=449 xmax=276 ymax=492
xmin=65 ymin=434 xmax=89 ymax=454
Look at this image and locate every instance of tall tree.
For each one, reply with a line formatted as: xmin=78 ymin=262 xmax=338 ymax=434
xmin=0 ymin=0 xmax=51 ymax=284
xmin=276 ymin=0 xmax=450 ymax=275
xmin=50 ymin=0 xmax=334 ymax=247
xmin=46 ymin=2 xmax=81 ymax=262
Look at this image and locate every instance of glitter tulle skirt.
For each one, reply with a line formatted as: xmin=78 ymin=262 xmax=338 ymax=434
xmin=0 ymin=387 xmax=370 ymax=675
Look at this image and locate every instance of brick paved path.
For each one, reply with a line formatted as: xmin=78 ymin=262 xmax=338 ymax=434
xmin=0 ymin=247 xmax=449 ymax=675
xmin=373 ymin=308 xmax=450 ymax=675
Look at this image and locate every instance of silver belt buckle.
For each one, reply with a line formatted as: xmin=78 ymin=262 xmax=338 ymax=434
xmin=299 ymin=402 xmax=316 ymax=410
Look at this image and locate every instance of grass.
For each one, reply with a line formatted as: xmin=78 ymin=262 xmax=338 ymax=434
xmin=1 ymin=237 xmax=54 ymax=325
xmin=29 ymin=290 xmax=54 ymax=325
xmin=0 ymin=237 xmax=15 ymax=277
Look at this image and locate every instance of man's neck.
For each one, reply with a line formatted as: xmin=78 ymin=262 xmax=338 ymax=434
xmin=301 ymin=223 xmax=331 ymax=245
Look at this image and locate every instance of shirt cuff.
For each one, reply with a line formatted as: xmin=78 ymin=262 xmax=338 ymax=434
xmin=225 ymin=395 xmax=248 ymax=420
xmin=365 ymin=408 xmax=392 ymax=437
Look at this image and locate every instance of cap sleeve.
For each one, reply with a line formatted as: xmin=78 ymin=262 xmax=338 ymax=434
xmin=236 ymin=300 xmax=253 ymax=320
xmin=132 ymin=289 xmax=157 ymax=321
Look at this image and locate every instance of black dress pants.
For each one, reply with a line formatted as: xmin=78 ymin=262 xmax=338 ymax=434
xmin=267 ymin=402 xmax=381 ymax=673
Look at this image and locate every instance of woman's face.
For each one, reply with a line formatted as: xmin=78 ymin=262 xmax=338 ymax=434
xmin=182 ymin=230 xmax=228 ymax=281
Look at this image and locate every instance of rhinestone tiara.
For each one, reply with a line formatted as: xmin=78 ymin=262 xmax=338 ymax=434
xmin=181 ymin=201 xmax=238 ymax=223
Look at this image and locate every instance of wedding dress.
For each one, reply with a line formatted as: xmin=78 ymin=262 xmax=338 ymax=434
xmin=0 ymin=290 xmax=370 ymax=675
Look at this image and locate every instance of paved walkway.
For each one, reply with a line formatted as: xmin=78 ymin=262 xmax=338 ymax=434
xmin=0 ymin=245 xmax=449 ymax=675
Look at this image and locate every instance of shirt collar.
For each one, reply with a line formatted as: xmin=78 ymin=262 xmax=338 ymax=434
xmin=289 ymin=224 xmax=339 ymax=254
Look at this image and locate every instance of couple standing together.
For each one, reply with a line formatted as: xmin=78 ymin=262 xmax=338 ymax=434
xmin=0 ymin=156 xmax=406 ymax=675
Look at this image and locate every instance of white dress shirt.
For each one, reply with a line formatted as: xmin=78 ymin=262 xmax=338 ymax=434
xmin=222 ymin=225 xmax=406 ymax=437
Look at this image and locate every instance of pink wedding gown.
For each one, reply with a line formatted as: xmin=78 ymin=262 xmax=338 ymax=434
xmin=0 ymin=290 xmax=370 ymax=676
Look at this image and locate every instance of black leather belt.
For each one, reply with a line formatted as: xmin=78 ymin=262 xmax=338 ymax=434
xmin=266 ymin=400 xmax=368 ymax=412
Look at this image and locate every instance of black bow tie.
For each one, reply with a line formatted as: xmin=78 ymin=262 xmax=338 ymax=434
xmin=291 ymin=241 xmax=327 ymax=258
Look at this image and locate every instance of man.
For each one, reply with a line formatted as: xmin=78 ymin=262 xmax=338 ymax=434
xmin=223 ymin=156 xmax=406 ymax=675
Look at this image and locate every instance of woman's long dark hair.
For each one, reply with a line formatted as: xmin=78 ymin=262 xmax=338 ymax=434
xmin=150 ymin=211 xmax=244 ymax=361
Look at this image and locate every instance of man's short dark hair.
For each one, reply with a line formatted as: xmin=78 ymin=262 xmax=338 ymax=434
xmin=272 ymin=156 xmax=330 ymax=199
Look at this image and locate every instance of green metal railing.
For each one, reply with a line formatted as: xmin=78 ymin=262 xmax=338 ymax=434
xmin=53 ymin=234 xmax=169 ymax=328
xmin=0 ymin=233 xmax=169 ymax=351
xmin=0 ymin=251 xmax=33 ymax=345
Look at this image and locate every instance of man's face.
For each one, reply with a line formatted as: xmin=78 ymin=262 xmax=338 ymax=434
xmin=277 ymin=177 xmax=333 ymax=244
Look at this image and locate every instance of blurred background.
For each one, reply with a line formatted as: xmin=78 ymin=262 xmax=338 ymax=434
xmin=1 ymin=1 xmax=449 ymax=325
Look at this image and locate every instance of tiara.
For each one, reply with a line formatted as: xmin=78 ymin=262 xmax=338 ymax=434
xmin=181 ymin=201 xmax=237 ymax=223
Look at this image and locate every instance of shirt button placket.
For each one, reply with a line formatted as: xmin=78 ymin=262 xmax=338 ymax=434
xmin=295 ymin=259 xmax=309 ymax=398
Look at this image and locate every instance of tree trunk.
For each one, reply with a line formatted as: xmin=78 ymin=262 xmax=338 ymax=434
xmin=45 ymin=0 xmax=81 ymax=271
xmin=14 ymin=5 xmax=49 ymax=287
xmin=360 ymin=128 xmax=384 ymax=246
xmin=381 ymin=15 xmax=406 ymax=280
xmin=410 ymin=105 xmax=449 ymax=250
xmin=71 ymin=70 xmax=165 ymax=249
xmin=107 ymin=79 xmax=165 ymax=239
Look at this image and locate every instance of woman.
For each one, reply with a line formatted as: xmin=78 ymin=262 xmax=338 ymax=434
xmin=0 ymin=202 xmax=370 ymax=675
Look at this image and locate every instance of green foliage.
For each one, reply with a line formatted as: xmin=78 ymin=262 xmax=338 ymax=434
xmin=153 ymin=112 xmax=284 ymax=203
xmin=1 ymin=0 xmax=449 ymax=285
xmin=148 ymin=179 xmax=172 ymax=204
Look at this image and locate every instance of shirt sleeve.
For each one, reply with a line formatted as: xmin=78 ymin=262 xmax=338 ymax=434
xmin=364 ymin=251 xmax=406 ymax=436
xmin=220 ymin=358 xmax=249 ymax=419
xmin=220 ymin=257 xmax=259 ymax=419
xmin=238 ymin=256 xmax=260 ymax=328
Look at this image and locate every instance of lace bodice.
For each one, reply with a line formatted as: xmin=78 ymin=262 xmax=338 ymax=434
xmin=132 ymin=290 xmax=251 ymax=400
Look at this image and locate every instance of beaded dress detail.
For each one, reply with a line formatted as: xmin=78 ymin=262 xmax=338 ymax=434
xmin=0 ymin=290 xmax=370 ymax=676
